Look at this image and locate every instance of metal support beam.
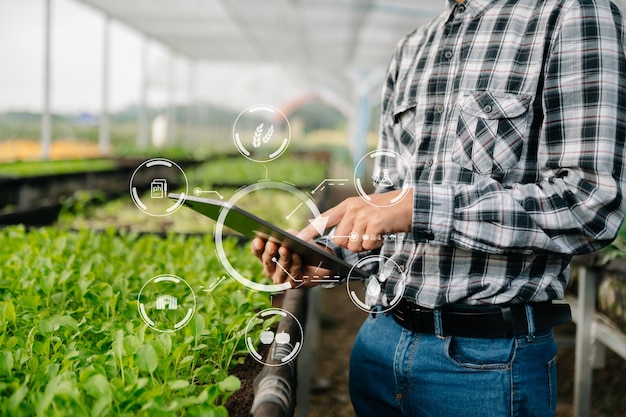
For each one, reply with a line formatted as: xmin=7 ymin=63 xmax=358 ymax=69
xmin=352 ymin=87 xmax=370 ymax=173
xmin=186 ymin=59 xmax=196 ymax=146
xmin=41 ymin=0 xmax=52 ymax=160
xmin=166 ymin=51 xmax=176 ymax=145
xmin=137 ymin=37 xmax=149 ymax=149
xmin=350 ymin=71 xmax=383 ymax=172
xmin=573 ymin=266 xmax=599 ymax=417
xmin=99 ymin=13 xmax=111 ymax=156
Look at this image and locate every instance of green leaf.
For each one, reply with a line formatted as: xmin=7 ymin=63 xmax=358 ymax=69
xmin=135 ymin=343 xmax=158 ymax=374
xmin=0 ymin=301 xmax=16 ymax=327
xmin=123 ymin=335 xmax=141 ymax=353
xmin=218 ymin=375 xmax=241 ymax=392
xmin=112 ymin=329 xmax=124 ymax=363
xmin=37 ymin=375 xmax=80 ymax=416
xmin=37 ymin=315 xmax=79 ymax=333
xmin=167 ymin=379 xmax=190 ymax=390
xmin=8 ymin=383 xmax=29 ymax=414
xmin=0 ymin=351 xmax=13 ymax=376
xmin=154 ymin=332 xmax=172 ymax=357
xmin=40 ymin=269 xmax=57 ymax=295
xmin=84 ymin=374 xmax=111 ymax=399
xmin=179 ymin=355 xmax=195 ymax=366
xmin=5 ymin=336 xmax=18 ymax=350
xmin=91 ymin=397 xmax=112 ymax=417
xmin=192 ymin=314 xmax=206 ymax=340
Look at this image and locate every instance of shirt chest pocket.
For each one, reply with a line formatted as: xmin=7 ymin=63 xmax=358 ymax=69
xmin=452 ymin=92 xmax=532 ymax=176
xmin=392 ymin=102 xmax=418 ymax=155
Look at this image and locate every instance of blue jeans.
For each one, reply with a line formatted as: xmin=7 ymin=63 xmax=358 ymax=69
xmin=349 ymin=312 xmax=558 ymax=417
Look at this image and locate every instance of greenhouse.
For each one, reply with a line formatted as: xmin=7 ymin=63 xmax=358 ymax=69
xmin=1 ymin=0 xmax=626 ymax=416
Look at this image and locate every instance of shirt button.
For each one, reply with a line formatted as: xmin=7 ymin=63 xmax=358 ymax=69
xmin=483 ymin=104 xmax=493 ymax=113
xmin=444 ymin=50 xmax=453 ymax=59
xmin=435 ymin=105 xmax=444 ymax=114
xmin=457 ymin=4 xmax=466 ymax=13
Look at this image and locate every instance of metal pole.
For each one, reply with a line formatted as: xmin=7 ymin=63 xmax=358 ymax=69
xmin=41 ymin=0 xmax=52 ymax=160
xmin=166 ymin=51 xmax=176 ymax=145
xmin=137 ymin=37 xmax=149 ymax=149
xmin=99 ymin=13 xmax=111 ymax=156
xmin=350 ymin=70 xmax=383 ymax=172
xmin=353 ymin=87 xmax=370 ymax=173
xmin=573 ymin=266 xmax=598 ymax=417
xmin=186 ymin=59 xmax=196 ymax=147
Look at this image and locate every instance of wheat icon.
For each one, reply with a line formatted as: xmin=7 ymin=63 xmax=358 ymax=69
xmin=252 ymin=123 xmax=275 ymax=148
xmin=252 ymin=123 xmax=264 ymax=148
xmin=263 ymin=125 xmax=274 ymax=143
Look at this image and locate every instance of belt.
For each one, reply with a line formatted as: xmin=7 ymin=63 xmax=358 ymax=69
xmin=391 ymin=300 xmax=571 ymax=338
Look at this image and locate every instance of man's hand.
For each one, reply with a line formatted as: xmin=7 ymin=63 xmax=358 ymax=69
xmin=251 ymin=189 xmax=413 ymax=285
xmin=251 ymin=234 xmax=335 ymax=288
xmin=298 ymin=188 xmax=414 ymax=252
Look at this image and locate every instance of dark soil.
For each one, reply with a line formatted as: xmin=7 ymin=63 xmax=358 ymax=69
xmin=308 ymin=286 xmax=362 ymax=417
xmin=227 ymin=342 xmax=276 ymax=417
xmin=226 ymin=351 xmax=263 ymax=417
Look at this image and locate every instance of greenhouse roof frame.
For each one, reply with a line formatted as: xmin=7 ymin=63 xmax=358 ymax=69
xmin=77 ymin=0 xmax=443 ymax=72
xmin=59 ymin=0 xmax=442 ymax=159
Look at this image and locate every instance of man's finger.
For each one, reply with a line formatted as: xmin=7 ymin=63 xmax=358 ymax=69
xmin=289 ymin=252 xmax=302 ymax=279
xmin=297 ymin=204 xmax=346 ymax=241
xmin=251 ymin=237 xmax=265 ymax=257
xmin=262 ymin=241 xmax=279 ymax=267
xmin=272 ymin=247 xmax=292 ymax=284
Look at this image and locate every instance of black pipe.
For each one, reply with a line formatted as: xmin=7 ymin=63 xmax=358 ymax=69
xmin=251 ymin=289 xmax=308 ymax=417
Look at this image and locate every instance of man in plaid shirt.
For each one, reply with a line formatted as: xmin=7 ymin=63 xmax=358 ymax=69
xmin=253 ymin=0 xmax=626 ymax=414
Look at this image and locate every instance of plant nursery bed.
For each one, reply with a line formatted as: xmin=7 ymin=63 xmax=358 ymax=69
xmin=0 ymin=149 xmax=331 ymax=227
xmin=0 ymin=157 xmax=208 ymax=226
xmin=0 ymin=226 xmax=275 ymax=416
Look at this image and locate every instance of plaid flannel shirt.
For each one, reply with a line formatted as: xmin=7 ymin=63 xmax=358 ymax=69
xmin=325 ymin=0 xmax=626 ymax=307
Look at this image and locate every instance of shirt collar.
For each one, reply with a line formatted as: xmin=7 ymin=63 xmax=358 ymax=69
xmin=446 ymin=0 xmax=500 ymax=18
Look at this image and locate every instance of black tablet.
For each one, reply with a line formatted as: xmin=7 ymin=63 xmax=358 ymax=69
xmin=169 ymin=193 xmax=368 ymax=278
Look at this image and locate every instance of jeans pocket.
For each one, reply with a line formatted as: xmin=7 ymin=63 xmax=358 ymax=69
xmin=452 ymin=91 xmax=531 ymax=176
xmin=446 ymin=336 xmax=514 ymax=370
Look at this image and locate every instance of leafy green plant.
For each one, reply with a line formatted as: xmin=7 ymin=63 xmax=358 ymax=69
xmin=57 ymin=185 xmax=321 ymax=234
xmin=0 ymin=226 xmax=271 ymax=416
xmin=0 ymin=159 xmax=116 ymax=178
xmin=186 ymin=157 xmax=327 ymax=187
xmin=57 ymin=193 xmax=213 ymax=235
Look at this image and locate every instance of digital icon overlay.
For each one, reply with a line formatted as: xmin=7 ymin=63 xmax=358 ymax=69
xmin=244 ymin=308 xmax=303 ymax=366
xmin=214 ymin=180 xmax=323 ymax=293
xmin=353 ymin=150 xmax=412 ymax=207
xmin=232 ymin=104 xmax=291 ymax=163
xmin=130 ymin=158 xmax=189 ymax=216
xmin=193 ymin=187 xmax=224 ymax=200
xmin=137 ymin=274 xmax=197 ymax=332
xmin=151 ymin=179 xmax=168 ymax=198
xmin=310 ymin=178 xmax=349 ymax=196
xmin=346 ymin=255 xmax=406 ymax=313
